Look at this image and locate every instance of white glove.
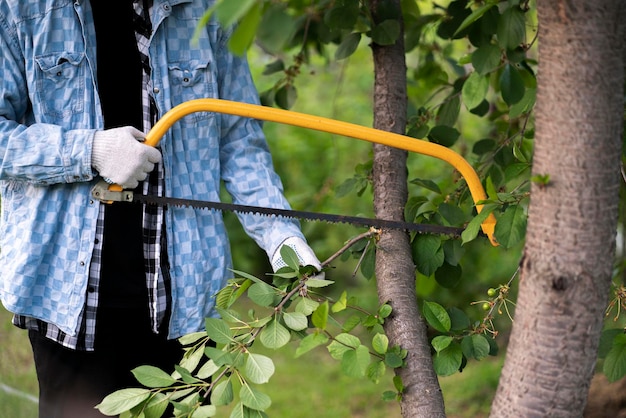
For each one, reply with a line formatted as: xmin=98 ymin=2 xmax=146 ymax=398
xmin=92 ymin=126 xmax=162 ymax=189
xmin=271 ymin=236 xmax=324 ymax=279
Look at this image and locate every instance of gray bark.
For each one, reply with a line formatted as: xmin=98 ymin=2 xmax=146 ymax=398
xmin=490 ymin=1 xmax=626 ymax=416
xmin=368 ymin=0 xmax=446 ymax=416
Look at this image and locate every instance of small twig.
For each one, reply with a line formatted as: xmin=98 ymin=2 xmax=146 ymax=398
xmin=322 ymin=228 xmax=380 ymax=267
xmin=352 ymin=239 xmax=371 ymax=278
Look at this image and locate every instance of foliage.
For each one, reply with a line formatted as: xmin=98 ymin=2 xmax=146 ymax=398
xmin=185 ymin=0 xmax=540 ymax=407
xmin=97 ymin=238 xmax=409 ymax=417
xmin=99 ymin=0 xmax=626 ymax=415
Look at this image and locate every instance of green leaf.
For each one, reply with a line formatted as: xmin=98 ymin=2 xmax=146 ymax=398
xmin=262 ymin=59 xmax=284 ymax=76
xmin=332 ymin=291 xmax=348 ymax=313
xmin=433 ymin=342 xmax=463 ymax=376
xmin=342 ymin=315 xmax=361 ymax=333
xmin=499 ymin=64 xmax=525 ymax=106
xmin=461 ymin=203 xmax=498 ymax=244
xmin=279 ymin=245 xmax=300 ymax=271
xmin=335 ymin=32 xmax=361 ymax=60
xmin=283 ymin=312 xmax=308 ymax=331
xmin=240 ymin=385 xmax=271 ymax=411
xmin=382 ymin=391 xmax=397 ymax=402
xmin=422 ymin=301 xmax=451 ymax=333
xmin=462 ymin=72 xmax=490 ymax=110
xmin=410 ymin=178 xmax=441 ymax=194
xmin=341 ymin=344 xmax=371 ymax=378
xmin=603 ymin=334 xmax=626 ymax=382
xmin=428 ymin=125 xmax=461 ymax=147
xmin=384 ymin=351 xmax=404 ymax=368
xmin=312 ymin=300 xmax=329 ymax=330
xmin=247 ymin=282 xmax=278 ymax=308
xmin=275 ymin=84 xmax=297 ymax=110
xmin=367 ymin=361 xmax=387 ymax=384
xmin=324 ymin=3 xmax=359 ymax=30
xmin=461 ymin=334 xmax=491 ymax=360
xmin=96 ymin=389 xmax=151 ymax=415
xmin=472 ymin=43 xmax=502 ymax=75
xmin=599 ymin=329 xmax=624 ymax=359
xmin=504 ymin=162 xmax=531 ymax=183
xmin=295 ymin=332 xmax=329 ymax=358
xmin=494 ymin=204 xmax=527 ymax=248
xmin=256 ymin=4 xmax=296 ymax=53
xmin=436 ymin=95 xmax=461 ymax=127
xmin=412 ymin=235 xmax=445 ymax=277
xmin=131 ymin=365 xmax=177 ymax=388
xmin=143 ymin=393 xmax=169 ymax=418
xmin=454 ymin=3 xmax=496 ymax=36
xmin=393 ymin=375 xmax=405 ymax=393
xmin=328 ymin=333 xmax=361 ymax=360
xmin=260 ymin=318 xmax=291 ymax=349
xmin=174 ymin=365 xmax=202 ymax=384
xmin=434 ymin=262 xmax=462 ymax=289
xmin=245 ymin=353 xmax=275 ymax=384
xmin=190 ymin=405 xmax=217 ymax=418
xmin=431 ymin=335 xmax=454 ymax=353
xmin=180 ymin=346 xmax=205 ymax=375
xmin=228 ymin=3 xmax=261 ymax=56
xmin=205 ymin=317 xmax=233 ymax=345
xmin=295 ymin=297 xmax=319 ymax=316
xmin=443 ymin=239 xmax=465 ymax=266
xmin=214 ymin=0 xmax=255 ymax=28
xmin=448 ymin=307 xmax=471 ymax=331
xmin=473 ymin=138 xmax=496 ymax=155
xmin=372 ymin=333 xmax=389 ymax=355
xmin=196 ymin=359 xmax=220 ymax=380
xmin=509 ymin=87 xmax=536 ymax=118
xmin=210 ymin=379 xmax=234 ymax=406
xmin=438 ymin=203 xmax=467 ymax=226
xmin=371 ymin=19 xmax=401 ymax=46
xmin=205 ymin=347 xmax=234 ymax=368
xmin=304 ymin=279 xmax=335 ymax=288
xmin=497 ymin=7 xmax=526 ymax=50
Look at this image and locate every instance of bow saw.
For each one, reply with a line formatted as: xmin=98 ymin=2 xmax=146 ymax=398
xmin=91 ymin=99 xmax=498 ymax=246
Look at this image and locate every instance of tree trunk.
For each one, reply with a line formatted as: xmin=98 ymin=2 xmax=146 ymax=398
xmin=368 ymin=1 xmax=446 ymax=417
xmin=490 ymin=1 xmax=626 ymax=416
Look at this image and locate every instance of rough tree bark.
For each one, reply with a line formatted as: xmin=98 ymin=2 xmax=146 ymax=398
xmin=368 ymin=1 xmax=446 ymax=417
xmin=490 ymin=1 xmax=626 ymax=416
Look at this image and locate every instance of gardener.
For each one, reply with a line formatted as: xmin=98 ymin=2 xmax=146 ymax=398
xmin=0 ymin=1 xmax=322 ymax=417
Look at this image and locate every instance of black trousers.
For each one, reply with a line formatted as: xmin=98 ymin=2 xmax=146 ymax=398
xmin=28 ymin=306 xmax=183 ymax=418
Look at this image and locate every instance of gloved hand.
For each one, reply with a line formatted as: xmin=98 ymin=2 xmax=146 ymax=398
xmin=92 ymin=126 xmax=162 ymax=189
xmin=271 ymin=236 xmax=324 ymax=279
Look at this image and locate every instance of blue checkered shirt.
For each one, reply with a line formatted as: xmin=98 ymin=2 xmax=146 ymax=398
xmin=0 ymin=0 xmax=304 ymax=345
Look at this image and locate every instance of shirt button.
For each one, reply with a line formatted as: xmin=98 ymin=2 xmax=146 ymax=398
xmin=80 ymin=261 xmax=85 ymax=266
xmin=87 ymin=286 xmax=95 ymax=293
xmin=153 ymin=87 xmax=160 ymax=94
xmin=94 ymin=238 xmax=100 ymax=244
xmin=163 ymin=4 xmax=171 ymax=11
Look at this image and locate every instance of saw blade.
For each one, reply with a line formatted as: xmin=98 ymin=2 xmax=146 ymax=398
xmin=132 ymin=194 xmax=466 ymax=237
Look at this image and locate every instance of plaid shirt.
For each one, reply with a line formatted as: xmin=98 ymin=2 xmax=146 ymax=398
xmin=13 ymin=0 xmax=166 ymax=351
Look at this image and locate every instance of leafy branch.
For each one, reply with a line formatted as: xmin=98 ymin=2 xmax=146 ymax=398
xmin=96 ymin=229 xmax=409 ymax=417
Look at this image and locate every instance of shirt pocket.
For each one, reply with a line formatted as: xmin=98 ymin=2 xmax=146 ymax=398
xmin=34 ymin=51 xmax=86 ymax=123
xmin=167 ymin=59 xmax=215 ymax=123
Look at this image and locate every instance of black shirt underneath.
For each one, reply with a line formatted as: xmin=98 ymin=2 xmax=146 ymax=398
xmin=91 ymin=1 xmax=147 ymax=310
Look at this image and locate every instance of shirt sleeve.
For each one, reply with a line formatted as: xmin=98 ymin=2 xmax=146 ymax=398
xmin=214 ymin=28 xmax=305 ymax=258
xmin=0 ymin=11 xmax=95 ymax=185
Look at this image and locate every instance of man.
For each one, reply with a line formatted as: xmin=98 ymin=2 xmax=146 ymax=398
xmin=0 ymin=1 xmax=321 ymax=417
